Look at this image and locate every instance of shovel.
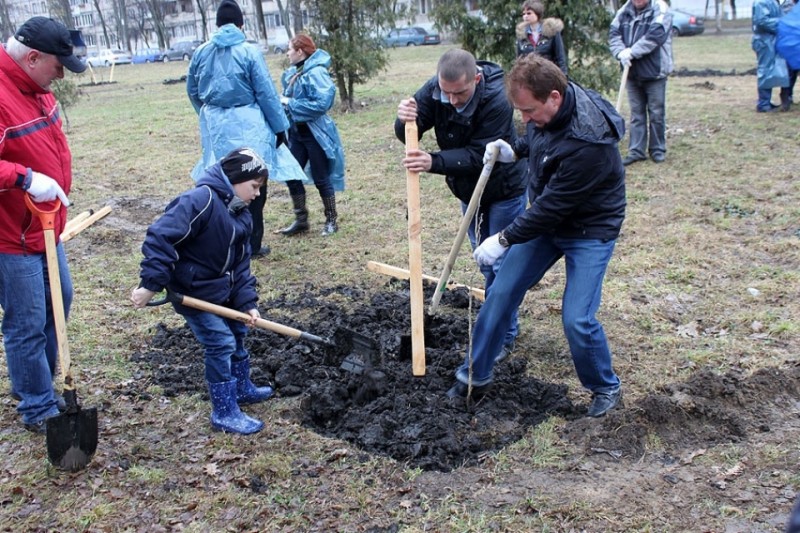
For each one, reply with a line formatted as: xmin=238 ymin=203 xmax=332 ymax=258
xmin=25 ymin=195 xmax=98 ymax=472
xmin=149 ymin=291 xmax=334 ymax=346
xmin=429 ymin=145 xmax=498 ymax=315
xmin=148 ymin=292 xmax=379 ymax=375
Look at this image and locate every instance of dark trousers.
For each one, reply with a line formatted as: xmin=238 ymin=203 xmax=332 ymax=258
xmin=286 ymin=124 xmax=333 ymax=198
xmin=248 ymin=182 xmax=267 ymax=252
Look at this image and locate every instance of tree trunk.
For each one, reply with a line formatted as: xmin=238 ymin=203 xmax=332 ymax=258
xmin=289 ymin=0 xmax=303 ymax=34
xmin=93 ymin=0 xmax=111 ymax=48
xmin=0 ymin=0 xmax=15 ymax=41
xmin=195 ymin=0 xmax=209 ymax=41
xmin=48 ymin=0 xmax=75 ymax=28
xmin=253 ymin=0 xmax=267 ymax=41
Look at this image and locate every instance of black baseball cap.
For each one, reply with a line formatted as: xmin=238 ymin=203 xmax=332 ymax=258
xmin=14 ymin=17 xmax=87 ymax=73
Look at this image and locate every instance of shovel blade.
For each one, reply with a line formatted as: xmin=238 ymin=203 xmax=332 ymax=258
xmin=336 ymin=328 xmax=380 ymax=374
xmin=46 ymin=407 xmax=98 ymax=472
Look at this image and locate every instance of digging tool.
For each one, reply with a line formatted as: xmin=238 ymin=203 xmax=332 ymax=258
xmin=366 ymin=261 xmax=485 ymax=301
xmin=429 ymin=145 xmax=498 ymax=315
xmin=404 ymin=121 xmax=426 ymax=376
xmin=616 ymin=64 xmax=630 ymax=113
xmin=61 ymin=205 xmax=112 ymax=243
xmin=25 ymin=196 xmax=98 ymax=472
xmin=148 ymin=292 xmax=379 ymax=375
xmin=149 ymin=292 xmax=334 ymax=346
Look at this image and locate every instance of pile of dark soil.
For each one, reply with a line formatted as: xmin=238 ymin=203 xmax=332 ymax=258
xmin=130 ymin=282 xmax=578 ymax=471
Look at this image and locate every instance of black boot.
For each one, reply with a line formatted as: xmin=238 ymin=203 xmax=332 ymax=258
xmin=321 ymin=195 xmax=338 ymax=236
xmin=279 ymin=194 xmax=309 ymax=236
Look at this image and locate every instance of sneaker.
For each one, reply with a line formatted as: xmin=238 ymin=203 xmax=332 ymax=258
xmin=494 ymin=342 xmax=515 ymax=364
xmin=587 ymin=389 xmax=622 ymax=417
xmin=23 ymin=419 xmax=47 ymax=434
xmin=651 ymin=153 xmax=665 ymax=163
xmin=446 ymin=381 xmax=491 ymax=399
xmin=622 ymin=155 xmax=646 ymax=166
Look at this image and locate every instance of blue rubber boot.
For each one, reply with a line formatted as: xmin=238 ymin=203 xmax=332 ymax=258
xmin=231 ymin=357 xmax=274 ymax=405
xmin=208 ymin=380 xmax=264 ymax=434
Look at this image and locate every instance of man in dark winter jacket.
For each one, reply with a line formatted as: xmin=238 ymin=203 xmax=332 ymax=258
xmin=609 ymin=0 xmax=673 ymax=165
xmin=131 ymin=148 xmax=274 ymax=435
xmin=394 ymin=49 xmax=527 ymax=360
xmin=449 ymin=55 xmax=626 ymax=420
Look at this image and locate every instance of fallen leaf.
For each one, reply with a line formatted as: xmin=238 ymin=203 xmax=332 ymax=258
xmin=204 ymin=462 xmax=219 ymax=477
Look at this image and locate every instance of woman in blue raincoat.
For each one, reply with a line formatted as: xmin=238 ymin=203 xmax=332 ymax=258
xmin=187 ymin=0 xmax=299 ymax=256
xmin=276 ymin=34 xmax=346 ymax=237
xmin=752 ymin=0 xmax=791 ymax=112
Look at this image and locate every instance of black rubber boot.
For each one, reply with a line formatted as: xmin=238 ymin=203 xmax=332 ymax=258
xmin=321 ymin=195 xmax=338 ymax=236
xmin=279 ymin=194 xmax=309 ymax=236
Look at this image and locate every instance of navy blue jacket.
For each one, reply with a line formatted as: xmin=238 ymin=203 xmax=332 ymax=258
xmin=394 ymin=61 xmax=527 ymax=205
xmin=138 ymin=163 xmax=258 ymax=316
xmin=505 ymin=82 xmax=626 ymax=243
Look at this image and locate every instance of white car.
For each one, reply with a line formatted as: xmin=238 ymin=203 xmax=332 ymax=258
xmin=87 ymin=49 xmax=132 ymax=67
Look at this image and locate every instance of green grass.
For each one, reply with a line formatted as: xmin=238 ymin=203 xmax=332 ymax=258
xmin=0 ymin=34 xmax=799 ymax=532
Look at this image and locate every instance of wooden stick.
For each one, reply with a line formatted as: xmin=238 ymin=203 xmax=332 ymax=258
xmin=429 ymin=147 xmax=498 ymax=315
xmin=616 ymin=64 xmax=630 ymax=113
xmin=366 ymin=261 xmax=485 ymax=301
xmin=60 ymin=205 xmax=112 ymax=242
xmin=405 ymin=121 xmax=425 ymax=376
xmin=62 ymin=210 xmax=93 ymax=236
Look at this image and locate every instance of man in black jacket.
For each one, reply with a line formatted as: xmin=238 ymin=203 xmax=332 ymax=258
xmin=395 ymin=49 xmax=527 ymax=360
xmin=449 ymin=55 xmax=626 ymax=419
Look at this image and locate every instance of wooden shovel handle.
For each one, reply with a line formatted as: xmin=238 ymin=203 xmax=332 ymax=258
xmin=24 ymin=196 xmax=73 ymax=391
xmin=405 ymin=121 xmax=426 ymax=376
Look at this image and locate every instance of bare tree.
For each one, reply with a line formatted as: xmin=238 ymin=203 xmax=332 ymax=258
xmin=0 ymin=0 xmax=15 ymax=41
xmin=288 ymin=0 xmax=302 ymax=34
xmin=112 ymin=0 xmax=132 ymax=50
xmin=194 ymin=0 xmax=214 ymax=41
xmin=92 ymin=0 xmax=112 ymax=47
xmin=143 ymin=0 xmax=169 ymax=49
xmin=252 ymin=0 xmax=267 ymax=41
xmin=47 ymin=0 xmax=75 ymax=28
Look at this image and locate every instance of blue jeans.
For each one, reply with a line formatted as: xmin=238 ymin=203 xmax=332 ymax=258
xmin=456 ymin=235 xmax=621 ymax=394
xmin=461 ymin=194 xmax=526 ymax=346
xmin=627 ymin=77 xmax=667 ymax=159
xmin=0 ymin=244 xmax=72 ymax=424
xmin=183 ymin=311 xmax=250 ymax=384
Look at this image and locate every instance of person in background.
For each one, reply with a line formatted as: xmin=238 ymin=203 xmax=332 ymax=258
xmin=516 ymin=0 xmax=568 ymax=75
xmin=395 ymin=49 xmax=527 ymax=363
xmin=131 ymin=148 xmax=273 ymax=435
xmin=449 ymin=55 xmax=626 ymax=420
xmin=778 ymin=0 xmax=799 ymax=110
xmin=0 ymin=17 xmax=85 ymax=434
xmin=751 ymin=0 xmax=791 ymax=112
xmin=609 ymin=0 xmax=673 ymax=165
xmin=186 ymin=0 xmax=289 ymax=257
xmin=276 ymin=34 xmax=345 ymax=237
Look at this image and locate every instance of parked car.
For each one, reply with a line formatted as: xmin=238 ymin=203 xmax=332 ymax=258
xmin=132 ymin=48 xmax=164 ymax=63
xmin=671 ymin=9 xmax=705 ymax=36
xmin=245 ymin=39 xmax=269 ymax=54
xmin=270 ymin=34 xmax=290 ymax=54
xmin=383 ymin=27 xmax=441 ymax=47
xmin=162 ymin=40 xmax=202 ymax=62
xmin=87 ymin=49 xmax=132 ymax=67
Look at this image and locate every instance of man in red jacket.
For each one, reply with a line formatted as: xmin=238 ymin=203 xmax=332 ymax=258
xmin=0 ymin=17 xmax=84 ymax=433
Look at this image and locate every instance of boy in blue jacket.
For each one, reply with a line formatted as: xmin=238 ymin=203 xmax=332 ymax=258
xmin=131 ymin=148 xmax=272 ymax=434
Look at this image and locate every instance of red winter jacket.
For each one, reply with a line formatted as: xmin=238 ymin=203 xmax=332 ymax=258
xmin=0 ymin=47 xmax=71 ymax=254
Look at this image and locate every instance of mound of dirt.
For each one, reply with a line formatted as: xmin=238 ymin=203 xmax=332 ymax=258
xmin=131 ymin=282 xmax=578 ymax=471
xmin=130 ymin=282 xmax=800 ymax=472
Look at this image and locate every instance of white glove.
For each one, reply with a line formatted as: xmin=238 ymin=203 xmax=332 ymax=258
xmin=26 ymin=171 xmax=70 ymax=206
xmin=483 ymin=139 xmax=516 ymax=165
xmin=617 ymin=48 xmax=633 ymax=68
xmin=280 ymin=96 xmax=290 ymax=105
xmin=473 ymin=233 xmax=507 ymax=267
